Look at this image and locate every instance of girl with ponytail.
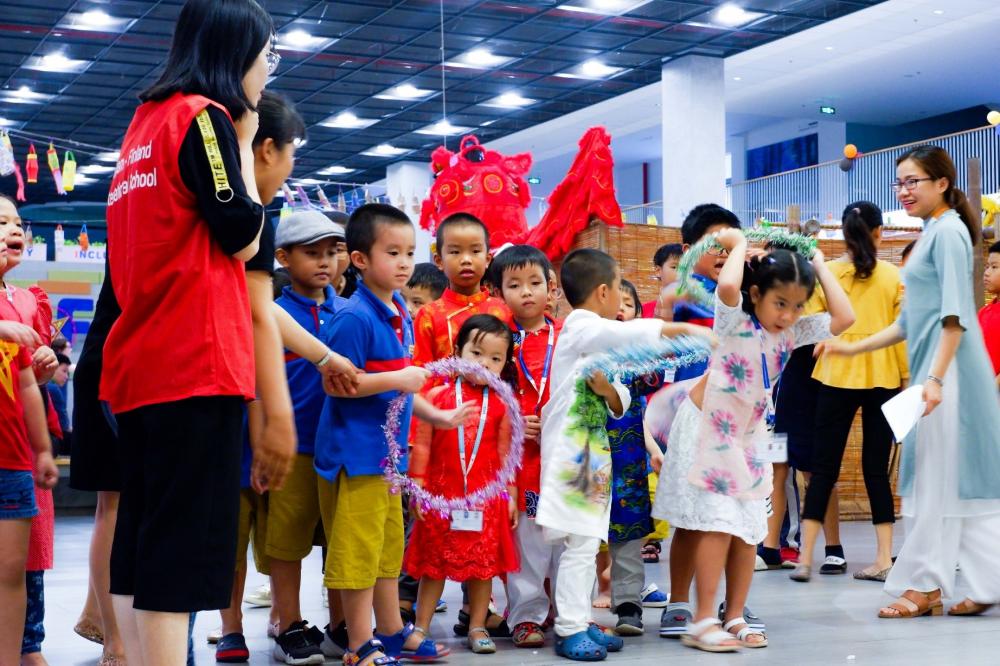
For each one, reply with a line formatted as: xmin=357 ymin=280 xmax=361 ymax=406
xmin=790 ymin=201 xmax=908 ymax=584
xmin=817 ymin=145 xmax=1000 ymax=619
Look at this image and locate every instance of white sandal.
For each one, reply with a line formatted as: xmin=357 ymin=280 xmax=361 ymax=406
xmin=723 ymin=617 xmax=768 ymax=648
xmin=680 ymin=618 xmax=741 ymax=653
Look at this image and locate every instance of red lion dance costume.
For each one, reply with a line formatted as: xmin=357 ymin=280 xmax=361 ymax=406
xmin=419 ymin=135 xmax=532 ymax=248
xmin=420 ymin=128 xmax=623 ymax=259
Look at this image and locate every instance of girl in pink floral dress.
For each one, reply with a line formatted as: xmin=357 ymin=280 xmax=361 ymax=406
xmin=652 ymin=228 xmax=854 ymax=653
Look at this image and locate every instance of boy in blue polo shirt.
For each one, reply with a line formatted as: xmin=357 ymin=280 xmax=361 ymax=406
xmin=264 ymin=209 xmax=348 ymax=664
xmin=315 ymin=204 xmax=471 ymax=666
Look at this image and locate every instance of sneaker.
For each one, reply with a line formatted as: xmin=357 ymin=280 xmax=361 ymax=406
xmin=659 ymin=603 xmax=692 ymax=638
xmin=756 ymin=546 xmax=783 ymax=570
xmin=754 ymin=554 xmax=768 ymax=571
xmin=267 ymin=620 xmax=280 ymax=639
xmin=718 ymin=602 xmax=766 ymax=632
xmin=312 ymin=622 xmax=348 ymax=660
xmin=435 ymin=598 xmax=448 ymax=613
xmin=244 ymin=584 xmax=272 ymax=607
xmin=780 ymin=546 xmax=800 ymax=569
xmin=321 ymin=585 xmax=328 ymax=609
xmin=206 ymin=627 xmax=223 ymax=644
xmin=272 ymin=620 xmax=324 ymax=665
xmin=215 ymin=632 xmax=249 ymax=663
xmin=614 ymin=602 xmax=644 ymax=636
xmin=640 ymin=583 xmax=669 ymax=608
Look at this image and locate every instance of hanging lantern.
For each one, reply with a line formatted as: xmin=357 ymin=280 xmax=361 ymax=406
xmin=281 ymin=183 xmax=295 ymax=205
xmin=295 ymin=186 xmax=311 ymax=207
xmin=47 ymin=143 xmax=66 ymax=195
xmin=0 ymin=130 xmax=14 ymax=176
xmin=62 ymin=151 xmax=77 ymax=192
xmin=316 ymin=187 xmax=333 ymax=211
xmin=279 ymin=203 xmax=292 ymax=222
xmin=337 ymin=188 xmax=346 ymax=212
xmin=2 ymin=132 xmax=26 ymax=201
xmin=25 ymin=144 xmax=38 ymax=184
xmin=79 ymin=223 xmax=90 ymax=251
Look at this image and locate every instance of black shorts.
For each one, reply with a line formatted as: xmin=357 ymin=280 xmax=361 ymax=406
xmin=109 ymin=396 xmax=243 ymax=612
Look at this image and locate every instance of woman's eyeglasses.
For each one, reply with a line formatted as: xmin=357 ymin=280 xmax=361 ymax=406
xmin=266 ymin=49 xmax=281 ymax=76
xmin=891 ymin=177 xmax=933 ymax=192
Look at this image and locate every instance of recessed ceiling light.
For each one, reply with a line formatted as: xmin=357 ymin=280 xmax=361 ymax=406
xmin=361 ymin=144 xmax=410 ymax=157
xmin=732 ymin=76 xmax=742 ymax=81
xmin=932 ymin=9 xmax=945 ymax=15
xmin=819 ymin=105 xmax=836 ymax=115
xmin=276 ymin=28 xmax=337 ymax=52
xmin=96 ymin=151 xmax=120 ymax=162
xmin=80 ymin=10 xmax=113 ymax=26
xmin=415 ymin=120 xmax=473 ymax=136
xmin=824 ymin=46 xmax=835 ymax=51
xmin=320 ymin=111 xmax=377 ymax=130
xmin=559 ymin=0 xmax=651 ymax=15
xmin=293 ymin=178 xmax=323 ymax=186
xmin=375 ymin=83 xmax=433 ymax=101
xmin=713 ymin=3 xmax=764 ymax=27
xmin=0 ymin=117 xmax=13 ymax=127
xmin=77 ymin=164 xmax=116 ymax=174
xmin=281 ymin=29 xmax=315 ymax=47
xmin=448 ymin=48 xmax=513 ymax=69
xmin=319 ymin=166 xmax=356 ymax=175
xmin=482 ymin=92 xmax=536 ymax=108
xmin=579 ymin=59 xmax=623 ymax=78
xmin=26 ymin=52 xmax=89 ymax=73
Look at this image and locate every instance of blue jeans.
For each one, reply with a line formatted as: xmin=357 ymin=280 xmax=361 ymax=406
xmin=0 ymin=469 xmax=38 ymax=520
xmin=22 ymin=571 xmax=44 ymax=654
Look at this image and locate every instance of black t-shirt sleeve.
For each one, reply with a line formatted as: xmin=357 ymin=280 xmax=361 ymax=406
xmin=244 ymin=217 xmax=276 ymax=274
xmin=178 ymin=105 xmax=264 ymax=257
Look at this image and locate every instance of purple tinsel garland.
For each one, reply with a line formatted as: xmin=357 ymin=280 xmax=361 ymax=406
xmin=382 ymin=357 xmax=526 ymax=518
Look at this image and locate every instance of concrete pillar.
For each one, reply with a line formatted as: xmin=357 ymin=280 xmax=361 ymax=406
xmin=661 ymin=56 xmax=727 ymax=227
xmin=386 ymin=160 xmax=434 ymax=263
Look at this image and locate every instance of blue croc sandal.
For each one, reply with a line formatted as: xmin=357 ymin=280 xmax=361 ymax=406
xmin=375 ymin=624 xmax=450 ymax=663
xmin=555 ymin=630 xmax=607 ymax=661
xmin=344 ymin=639 xmax=401 ymax=666
xmin=587 ymin=624 xmax=623 ymax=652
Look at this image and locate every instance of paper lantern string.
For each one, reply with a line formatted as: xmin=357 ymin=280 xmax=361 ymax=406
xmin=382 ymin=357 xmax=526 ymax=518
xmin=676 ymin=228 xmax=818 ymax=308
xmin=47 ymin=143 xmax=65 ymax=195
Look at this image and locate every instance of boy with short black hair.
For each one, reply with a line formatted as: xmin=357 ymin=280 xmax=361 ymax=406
xmin=315 ymin=203 xmax=470 ymax=666
xmin=265 ymin=209 xmax=348 ymax=664
xmin=490 ymin=245 xmax=562 ymax=648
xmin=643 ymin=243 xmax=683 ymax=318
xmin=536 ymin=248 xmax=712 ymax=661
xmin=414 ymin=213 xmax=510 ymax=367
xmin=979 ymin=241 xmax=1000 ymax=387
xmin=402 ymin=263 xmax=447 ymax=319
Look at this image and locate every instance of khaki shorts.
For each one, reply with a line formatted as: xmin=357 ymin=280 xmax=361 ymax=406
xmin=236 ymin=488 xmax=270 ymax=575
xmin=266 ymin=454 xmax=322 ymax=561
xmin=318 ymin=471 xmax=403 ymax=590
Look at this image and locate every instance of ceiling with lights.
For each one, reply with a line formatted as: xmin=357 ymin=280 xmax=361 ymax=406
xmin=0 ymin=0 xmax=886 ymax=203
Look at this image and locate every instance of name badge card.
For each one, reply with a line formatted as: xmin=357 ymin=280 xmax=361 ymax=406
xmin=450 ymin=509 xmax=484 ymax=532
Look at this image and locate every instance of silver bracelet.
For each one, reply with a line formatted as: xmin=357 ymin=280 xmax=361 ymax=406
xmin=314 ymin=350 xmax=333 ymax=368
xmin=926 ymin=374 xmax=943 ymax=387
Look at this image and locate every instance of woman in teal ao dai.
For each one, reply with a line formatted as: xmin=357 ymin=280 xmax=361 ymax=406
xmin=817 ymin=145 xmax=1000 ymax=619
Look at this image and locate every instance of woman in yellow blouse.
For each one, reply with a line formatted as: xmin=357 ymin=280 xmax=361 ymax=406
xmin=791 ymin=202 xmax=908 ymax=583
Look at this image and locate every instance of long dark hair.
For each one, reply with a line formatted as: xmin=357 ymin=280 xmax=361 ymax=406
xmin=140 ymin=0 xmax=274 ymax=119
xmin=841 ymin=201 xmax=882 ymax=280
xmin=455 ymin=314 xmax=516 ymax=385
xmin=740 ymin=249 xmax=816 ymax=316
xmin=896 ymin=145 xmax=979 ymax=244
xmin=253 ymin=91 xmax=306 ymax=150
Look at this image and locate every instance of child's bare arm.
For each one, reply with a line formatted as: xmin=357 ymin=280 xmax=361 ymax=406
xmin=20 ymin=367 xmax=58 ymax=489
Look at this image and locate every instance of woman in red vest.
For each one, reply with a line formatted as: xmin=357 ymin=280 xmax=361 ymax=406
xmin=100 ymin=1 xmax=277 ymax=662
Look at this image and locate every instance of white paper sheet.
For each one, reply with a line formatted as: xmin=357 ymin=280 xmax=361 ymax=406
xmin=881 ymin=384 xmax=926 ymax=442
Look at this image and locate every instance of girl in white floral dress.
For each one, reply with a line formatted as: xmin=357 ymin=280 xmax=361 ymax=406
xmin=653 ymin=228 xmax=854 ymax=653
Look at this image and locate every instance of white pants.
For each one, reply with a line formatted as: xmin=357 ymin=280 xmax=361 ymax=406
xmin=885 ymin=511 xmax=1000 ymax=602
xmin=507 ymin=515 xmax=562 ymax=627
xmin=553 ymin=534 xmax=601 ymax=637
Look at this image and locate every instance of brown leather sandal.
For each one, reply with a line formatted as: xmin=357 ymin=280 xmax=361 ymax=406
xmin=878 ymin=589 xmax=943 ymax=619
xmin=948 ymin=599 xmax=994 ymax=616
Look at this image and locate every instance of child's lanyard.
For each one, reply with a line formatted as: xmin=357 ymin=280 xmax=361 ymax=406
xmin=455 ymin=378 xmax=490 ymax=496
xmin=515 ymin=317 xmax=554 ymax=414
xmin=750 ymin=316 xmax=777 ymax=428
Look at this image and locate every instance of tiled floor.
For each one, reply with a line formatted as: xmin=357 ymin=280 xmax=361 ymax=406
xmin=39 ymin=515 xmax=1000 ymax=665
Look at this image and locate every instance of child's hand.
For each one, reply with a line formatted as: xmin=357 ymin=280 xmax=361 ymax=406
xmin=320 ymin=352 xmax=361 ymax=396
xmin=32 ymin=345 xmax=58 ymax=383
xmin=410 ymin=494 xmax=425 ymax=522
xmin=648 ymin=448 xmax=664 ymax=475
xmin=715 ymin=228 xmax=746 ymax=251
xmin=523 ymin=414 xmax=541 ymax=441
xmin=814 ymin=339 xmax=854 ymax=358
xmin=508 ymin=493 xmax=519 ymax=530
xmin=34 ymin=450 xmax=59 ymax=490
xmin=679 ymin=323 xmax=718 ymax=347
xmin=397 ymin=366 xmax=431 ymax=394
xmin=0 ymin=321 xmax=41 ymax=348
xmin=429 ymin=402 xmax=478 ymax=430
xmin=586 ymin=371 xmax=617 ymax=401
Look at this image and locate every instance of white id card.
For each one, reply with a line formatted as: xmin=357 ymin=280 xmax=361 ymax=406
xmin=757 ymin=433 xmax=788 ymax=464
xmin=450 ymin=509 xmax=484 ymax=532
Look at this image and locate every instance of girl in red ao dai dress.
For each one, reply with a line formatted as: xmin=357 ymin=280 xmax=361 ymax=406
xmin=405 ymin=314 xmax=519 ymax=654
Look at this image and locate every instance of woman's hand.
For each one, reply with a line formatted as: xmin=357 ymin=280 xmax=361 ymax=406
xmin=810 ymin=247 xmax=826 ymax=268
xmin=814 ymin=339 xmax=855 ymax=358
xmin=922 ymin=380 xmax=943 ymax=416
xmin=234 ymin=110 xmax=260 ymax=149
